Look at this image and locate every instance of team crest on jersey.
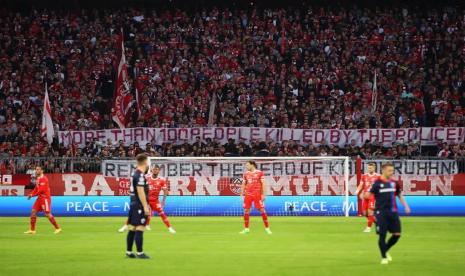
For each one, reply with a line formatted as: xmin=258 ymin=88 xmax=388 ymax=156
xmin=141 ymin=218 xmax=146 ymax=224
xmin=380 ymin=184 xmax=384 ymax=188
xmin=138 ymin=209 xmax=142 ymax=214
xmin=229 ymin=177 xmax=243 ymax=195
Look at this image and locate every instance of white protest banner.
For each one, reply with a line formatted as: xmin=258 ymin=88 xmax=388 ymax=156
xmin=59 ymin=127 xmax=465 ymax=148
xmin=99 ymin=159 xmax=460 ymax=196
xmin=101 ymin=159 xmax=458 ymax=179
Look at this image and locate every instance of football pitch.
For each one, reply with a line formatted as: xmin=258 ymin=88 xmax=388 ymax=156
xmin=0 ymin=217 xmax=464 ymax=276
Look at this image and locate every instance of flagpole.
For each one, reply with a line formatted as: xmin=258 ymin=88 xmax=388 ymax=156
xmin=372 ymin=70 xmax=377 ymax=112
xmin=134 ymin=64 xmax=140 ymax=120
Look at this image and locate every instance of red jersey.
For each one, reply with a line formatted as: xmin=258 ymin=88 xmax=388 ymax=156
xmin=30 ymin=175 xmax=51 ymax=199
xmin=147 ymin=176 xmax=167 ymax=202
xmin=243 ymin=170 xmax=265 ymax=196
xmin=361 ymin=173 xmax=380 ymax=192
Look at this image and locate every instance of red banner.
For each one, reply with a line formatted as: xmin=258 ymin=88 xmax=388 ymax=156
xmin=46 ymin=173 xmax=130 ymax=196
xmin=3 ymin=173 xmax=465 ymax=196
xmin=1 ymin=174 xmax=31 ymax=185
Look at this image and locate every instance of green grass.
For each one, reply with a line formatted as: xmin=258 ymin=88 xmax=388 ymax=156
xmin=0 ymin=217 xmax=464 ymax=276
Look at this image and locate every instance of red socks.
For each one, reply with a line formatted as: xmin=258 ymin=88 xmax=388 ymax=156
xmin=30 ymin=216 xmax=37 ymax=231
xmin=244 ymin=213 xmax=270 ymax=228
xmin=159 ymin=212 xmax=171 ymax=228
xmin=30 ymin=214 xmax=59 ymax=230
xmin=261 ymin=212 xmax=269 ymax=228
xmin=367 ymin=215 xmax=375 ymax=228
xmin=145 ymin=213 xmax=171 ymax=228
xmin=244 ymin=213 xmax=250 ymax=228
xmin=48 ymin=215 xmax=60 ymax=229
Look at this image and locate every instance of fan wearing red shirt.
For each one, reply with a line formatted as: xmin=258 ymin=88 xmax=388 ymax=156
xmin=355 ymin=162 xmax=380 ymax=233
xmin=24 ymin=166 xmax=61 ymax=234
xmin=239 ymin=161 xmax=272 ymax=235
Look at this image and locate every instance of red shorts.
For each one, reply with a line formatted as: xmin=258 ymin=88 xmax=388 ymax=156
xmin=361 ymin=196 xmax=375 ymax=212
xmin=33 ymin=197 xmax=51 ymax=213
xmin=243 ymin=195 xmax=264 ymax=210
xmin=149 ymin=201 xmax=163 ymax=213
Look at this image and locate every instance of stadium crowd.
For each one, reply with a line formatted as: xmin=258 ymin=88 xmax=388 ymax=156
xmin=0 ymin=4 xmax=465 ymax=162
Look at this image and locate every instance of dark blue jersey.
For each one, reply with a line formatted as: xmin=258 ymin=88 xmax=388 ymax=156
xmin=130 ymin=169 xmax=149 ymax=205
xmin=369 ymin=178 xmax=401 ymax=212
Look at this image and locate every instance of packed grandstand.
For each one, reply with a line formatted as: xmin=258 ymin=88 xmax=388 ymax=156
xmin=0 ymin=1 xmax=464 ymax=174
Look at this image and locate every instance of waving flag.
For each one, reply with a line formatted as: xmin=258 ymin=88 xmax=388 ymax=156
xmin=41 ymin=83 xmax=54 ymax=144
xmin=111 ymin=30 xmax=133 ymax=128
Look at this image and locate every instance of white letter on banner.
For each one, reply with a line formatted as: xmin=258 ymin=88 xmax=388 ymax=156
xmin=295 ymin=177 xmax=318 ymax=195
xmin=267 ymin=176 xmax=292 ymax=195
xmin=63 ymin=174 xmax=85 ymax=195
xmin=88 ymin=175 xmax=115 ymax=195
xmin=301 ymin=201 xmax=310 ymax=211
xmin=83 ymin=202 xmax=91 ymax=211
xmin=169 ymin=176 xmax=191 ymax=195
xmin=194 ymin=176 xmax=219 ymax=195
xmin=124 ymin=202 xmax=130 ymax=211
xmin=400 ymin=175 xmax=427 ymax=195
xmin=66 ymin=202 xmax=74 ymax=211
xmin=429 ymin=175 xmax=453 ymax=195
xmin=102 ymin=202 xmax=109 ymax=211
xmin=320 ymin=176 xmax=344 ymax=195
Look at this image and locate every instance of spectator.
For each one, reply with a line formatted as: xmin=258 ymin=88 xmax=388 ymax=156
xmin=224 ymin=139 xmax=239 ymax=156
xmin=255 ymin=142 xmax=270 ymax=157
xmin=438 ymin=143 xmax=451 ymax=158
xmin=0 ymin=5 xmax=464 ymax=160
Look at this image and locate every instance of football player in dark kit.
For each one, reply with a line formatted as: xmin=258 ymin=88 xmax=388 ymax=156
xmin=363 ymin=162 xmax=411 ymax=265
xmin=126 ymin=154 xmax=151 ymax=259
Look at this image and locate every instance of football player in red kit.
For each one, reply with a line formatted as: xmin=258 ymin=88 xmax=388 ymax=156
xmin=239 ymin=161 xmax=271 ymax=234
xmin=24 ymin=166 xmax=62 ymax=234
xmin=119 ymin=166 xmax=175 ymax=234
xmin=356 ymin=162 xmax=380 ymax=232
xmin=145 ymin=165 xmax=175 ymax=233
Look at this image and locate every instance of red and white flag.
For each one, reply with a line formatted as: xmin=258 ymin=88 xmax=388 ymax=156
xmin=111 ymin=30 xmax=133 ymax=128
xmin=41 ymin=83 xmax=54 ymax=144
